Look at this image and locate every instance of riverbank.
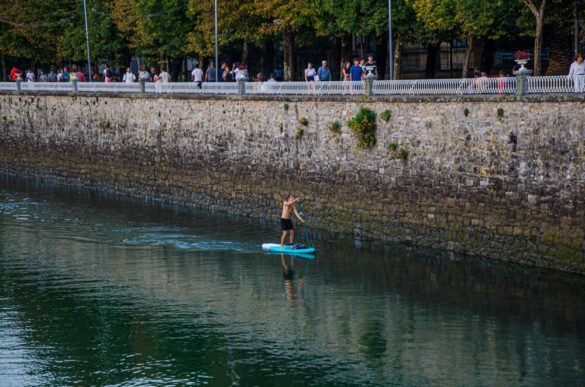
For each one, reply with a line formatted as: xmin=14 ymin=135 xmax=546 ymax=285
xmin=1 ymin=93 xmax=584 ymax=273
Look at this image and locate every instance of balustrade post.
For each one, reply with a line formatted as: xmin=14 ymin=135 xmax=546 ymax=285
xmin=72 ymin=79 xmax=79 ymax=93
xmin=237 ymin=78 xmax=246 ymax=95
xmin=140 ymin=79 xmax=146 ymax=93
xmin=365 ymin=73 xmax=376 ymax=96
xmin=515 ymin=75 xmax=528 ymax=95
xmin=16 ymin=79 xmax=23 ymax=93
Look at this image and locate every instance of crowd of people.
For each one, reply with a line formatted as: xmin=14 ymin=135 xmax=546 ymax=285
xmin=6 ymin=53 xmax=585 ymax=93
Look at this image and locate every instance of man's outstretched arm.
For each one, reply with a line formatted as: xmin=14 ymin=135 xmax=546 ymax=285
xmin=284 ymin=198 xmax=299 ymax=206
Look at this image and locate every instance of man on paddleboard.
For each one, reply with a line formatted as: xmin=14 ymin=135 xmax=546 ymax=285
xmin=281 ymin=195 xmax=304 ymax=248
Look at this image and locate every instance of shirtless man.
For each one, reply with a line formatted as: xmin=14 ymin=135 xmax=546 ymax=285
xmin=281 ymin=194 xmax=304 ymax=248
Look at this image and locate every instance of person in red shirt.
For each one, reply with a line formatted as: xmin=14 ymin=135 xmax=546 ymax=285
xmin=10 ymin=67 xmax=21 ymax=81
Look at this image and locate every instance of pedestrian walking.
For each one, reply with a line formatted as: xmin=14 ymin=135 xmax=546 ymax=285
xmin=568 ymin=53 xmax=585 ymax=93
xmin=191 ymin=64 xmax=203 ymax=88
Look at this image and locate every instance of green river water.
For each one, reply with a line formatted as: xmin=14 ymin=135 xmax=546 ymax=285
xmin=0 ymin=176 xmax=583 ymax=386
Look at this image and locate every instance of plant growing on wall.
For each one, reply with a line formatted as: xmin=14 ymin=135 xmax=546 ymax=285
xmin=299 ymin=117 xmax=309 ymax=126
xmin=329 ymin=121 xmax=341 ymax=134
xmin=380 ymin=109 xmax=392 ymax=122
xmin=399 ymin=149 xmax=409 ymax=160
xmin=296 ymin=128 xmax=304 ymax=139
xmin=347 ymin=107 xmax=377 ymax=149
xmin=464 ymin=108 xmax=470 ymax=117
xmin=497 ymin=108 xmax=504 ymax=118
xmin=284 ymin=103 xmax=289 ymax=111
xmin=388 ymin=142 xmax=397 ymax=151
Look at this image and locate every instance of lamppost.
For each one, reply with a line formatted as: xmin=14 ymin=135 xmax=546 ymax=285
xmin=215 ymin=0 xmax=218 ymax=81
xmin=388 ymin=0 xmax=393 ymax=80
xmin=574 ymin=1 xmax=580 ymax=56
xmin=83 ymin=0 xmax=92 ymax=79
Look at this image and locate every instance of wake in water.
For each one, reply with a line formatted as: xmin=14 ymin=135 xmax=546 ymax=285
xmin=119 ymin=226 xmax=259 ymax=253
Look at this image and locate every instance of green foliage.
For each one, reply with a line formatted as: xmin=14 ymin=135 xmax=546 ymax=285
xmin=380 ymin=109 xmax=392 ymax=122
xmin=295 ymin=128 xmax=304 ymax=139
xmin=388 ymin=142 xmax=397 ymax=151
xmin=105 ymin=120 xmax=111 ymax=128
xmin=299 ymin=117 xmax=309 ymax=126
xmin=1 ymin=116 xmax=5 ymax=121
xmin=464 ymin=108 xmax=470 ymax=117
xmin=329 ymin=121 xmax=341 ymax=133
xmin=347 ymin=107 xmax=377 ymax=149
xmin=416 ymin=139 xmax=421 ymax=145
xmin=399 ymin=148 xmax=409 ymax=160
xmin=278 ymin=123 xmax=284 ymax=133
xmin=284 ymin=103 xmax=289 ymax=111
xmin=497 ymin=108 xmax=505 ymax=118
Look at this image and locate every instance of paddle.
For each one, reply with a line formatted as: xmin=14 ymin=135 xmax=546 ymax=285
xmin=298 ymin=200 xmax=312 ymax=248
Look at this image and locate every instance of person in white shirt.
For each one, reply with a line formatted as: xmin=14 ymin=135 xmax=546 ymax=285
xmin=158 ymin=67 xmax=171 ymax=83
xmin=568 ymin=53 xmax=585 ymax=93
xmin=25 ymin=69 xmax=35 ymax=82
xmin=191 ymin=64 xmax=203 ymax=88
xmin=123 ymin=67 xmax=136 ymax=83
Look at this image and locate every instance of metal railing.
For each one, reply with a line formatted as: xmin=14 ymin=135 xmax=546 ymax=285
xmin=0 ymin=76 xmax=580 ymax=96
xmin=527 ymin=76 xmax=576 ymax=93
xmin=374 ymin=77 xmax=516 ymax=95
xmin=245 ymin=81 xmax=365 ymax=95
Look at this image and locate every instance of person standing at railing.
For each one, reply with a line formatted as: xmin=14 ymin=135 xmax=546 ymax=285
xmin=205 ymin=62 xmax=216 ymax=82
xmin=62 ymin=67 xmax=70 ymax=82
xmin=158 ymin=67 xmax=171 ymax=83
xmin=48 ymin=69 xmax=57 ymax=82
xmin=150 ymin=67 xmax=159 ymax=82
xmin=25 ymin=69 xmax=35 ymax=82
xmin=103 ymin=65 xmax=113 ymax=83
xmin=317 ymin=61 xmax=331 ymax=81
xmin=123 ymin=67 xmax=136 ymax=83
xmin=364 ymin=54 xmax=378 ymax=79
xmin=568 ymin=53 xmax=585 ymax=93
xmin=138 ymin=66 xmax=150 ymax=83
xmin=497 ymin=71 xmax=507 ymax=93
xmin=349 ymin=58 xmax=364 ymax=81
xmin=10 ymin=67 xmax=21 ymax=81
xmin=304 ymin=62 xmax=316 ymax=82
xmin=191 ymin=64 xmax=203 ymax=88
xmin=39 ymin=70 xmax=48 ymax=83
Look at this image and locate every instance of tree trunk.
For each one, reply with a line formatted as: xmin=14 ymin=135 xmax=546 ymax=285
xmin=327 ymin=37 xmax=341 ymax=81
xmin=534 ymin=12 xmax=545 ymax=75
xmin=242 ymin=38 xmax=249 ymax=66
xmin=425 ymin=43 xmax=439 ymax=79
xmin=393 ymin=37 xmax=402 ymax=80
xmin=480 ymin=38 xmax=496 ymax=75
xmin=462 ymin=35 xmax=474 ymax=78
xmin=546 ymin=20 xmax=572 ymax=75
xmin=376 ymin=33 xmax=388 ymax=80
xmin=263 ymin=40 xmax=274 ymax=76
xmin=340 ymin=33 xmax=352 ymax=79
xmin=1 ymin=54 xmax=6 ymax=82
xmin=283 ymin=29 xmax=294 ymax=81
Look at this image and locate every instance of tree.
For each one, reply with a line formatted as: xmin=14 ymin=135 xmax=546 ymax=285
xmin=520 ymin=0 xmax=547 ymax=75
xmin=111 ymin=0 xmax=192 ymax=72
xmin=255 ymin=0 xmax=316 ymax=80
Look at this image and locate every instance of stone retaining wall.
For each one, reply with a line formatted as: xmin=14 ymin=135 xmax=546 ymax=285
xmin=1 ymin=92 xmax=584 ymax=272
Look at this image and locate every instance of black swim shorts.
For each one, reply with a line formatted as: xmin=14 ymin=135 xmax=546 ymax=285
xmin=281 ymin=218 xmax=294 ymax=231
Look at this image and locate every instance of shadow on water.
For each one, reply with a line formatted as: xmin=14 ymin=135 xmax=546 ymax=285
xmin=0 ymin=174 xmax=584 ymax=385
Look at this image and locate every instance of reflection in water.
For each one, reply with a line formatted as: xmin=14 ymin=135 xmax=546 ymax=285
xmin=0 ymin=175 xmax=584 ymax=385
xmin=280 ymin=255 xmax=308 ymax=307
